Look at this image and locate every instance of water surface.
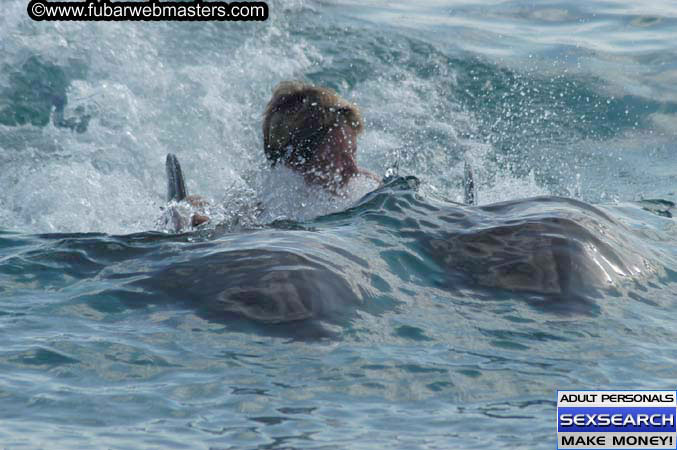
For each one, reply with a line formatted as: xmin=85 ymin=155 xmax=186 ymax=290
xmin=1 ymin=0 xmax=676 ymax=448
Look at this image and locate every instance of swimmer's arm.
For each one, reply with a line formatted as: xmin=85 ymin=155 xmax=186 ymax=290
xmin=358 ymin=168 xmax=383 ymax=186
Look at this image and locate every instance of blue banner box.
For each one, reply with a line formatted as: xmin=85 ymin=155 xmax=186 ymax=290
xmin=558 ymin=407 xmax=676 ymax=433
xmin=557 ymin=390 xmax=677 ymax=449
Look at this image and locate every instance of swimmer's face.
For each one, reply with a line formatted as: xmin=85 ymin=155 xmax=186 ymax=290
xmin=288 ymin=123 xmax=359 ymax=192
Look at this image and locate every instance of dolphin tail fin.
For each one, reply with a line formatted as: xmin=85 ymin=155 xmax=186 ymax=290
xmin=463 ymin=161 xmax=477 ymax=206
xmin=166 ymin=153 xmax=187 ymax=202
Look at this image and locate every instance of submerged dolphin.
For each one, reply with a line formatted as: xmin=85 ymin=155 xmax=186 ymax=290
xmin=351 ymin=178 xmax=653 ymax=313
xmin=137 ymin=157 xmax=653 ymax=334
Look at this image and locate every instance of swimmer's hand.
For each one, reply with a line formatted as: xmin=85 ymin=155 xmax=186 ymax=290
xmin=185 ymin=196 xmax=209 ymax=226
xmin=185 ymin=196 xmax=210 ymax=227
xmin=191 ymin=212 xmax=209 ymax=227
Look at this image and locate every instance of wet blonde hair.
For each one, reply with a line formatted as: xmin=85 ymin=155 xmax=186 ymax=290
xmin=262 ymin=81 xmax=364 ymax=166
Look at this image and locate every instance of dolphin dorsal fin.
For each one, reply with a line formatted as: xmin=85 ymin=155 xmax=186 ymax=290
xmin=463 ymin=161 xmax=477 ymax=206
xmin=166 ymin=153 xmax=187 ymax=202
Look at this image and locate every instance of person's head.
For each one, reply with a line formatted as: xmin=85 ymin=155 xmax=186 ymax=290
xmin=262 ymin=81 xmax=364 ymax=191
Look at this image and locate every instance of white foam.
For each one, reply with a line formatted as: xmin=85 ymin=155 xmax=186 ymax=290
xmin=153 ymin=165 xmax=379 ymax=233
xmin=257 ymin=166 xmax=379 ymax=223
xmin=475 ymin=169 xmax=549 ymax=205
xmin=0 ymin=0 xmax=320 ymax=234
xmin=0 ymin=0 xmax=555 ymax=234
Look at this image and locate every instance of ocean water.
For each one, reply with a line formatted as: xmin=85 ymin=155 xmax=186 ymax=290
xmin=1 ymin=0 xmax=676 ymax=448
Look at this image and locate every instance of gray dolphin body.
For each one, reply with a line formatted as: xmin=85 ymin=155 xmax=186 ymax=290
xmin=136 ymin=246 xmax=363 ymax=326
xmin=337 ymin=177 xmax=653 ymax=314
xmin=407 ymin=165 xmax=645 ymax=305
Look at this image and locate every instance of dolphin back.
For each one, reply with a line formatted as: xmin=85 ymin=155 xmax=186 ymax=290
xmin=166 ymin=153 xmax=187 ymax=202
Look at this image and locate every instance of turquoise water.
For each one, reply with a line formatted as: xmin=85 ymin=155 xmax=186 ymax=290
xmin=1 ymin=0 xmax=676 ymax=448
